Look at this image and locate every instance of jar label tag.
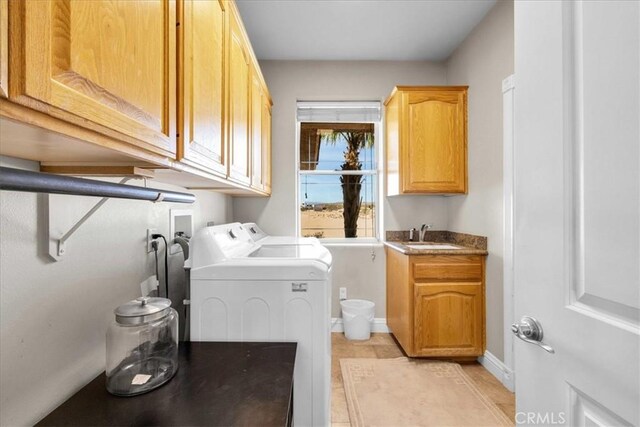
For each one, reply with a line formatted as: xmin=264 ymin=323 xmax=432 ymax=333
xmin=131 ymin=374 xmax=152 ymax=385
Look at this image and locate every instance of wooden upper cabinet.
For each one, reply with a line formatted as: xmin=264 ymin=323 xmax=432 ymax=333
xmin=1 ymin=0 xmax=271 ymax=195
xmin=178 ymin=0 xmax=227 ymax=176
xmin=10 ymin=0 xmax=177 ymax=155
xmin=385 ymin=86 xmax=468 ymax=195
xmin=250 ymin=68 xmax=263 ymax=190
xmin=0 ymin=0 xmax=8 ymax=98
xmin=251 ymin=67 xmax=271 ymax=194
xmin=227 ymin=6 xmax=251 ymax=185
xmin=261 ymin=91 xmax=272 ymax=194
xmin=249 ymin=76 xmax=272 ymax=194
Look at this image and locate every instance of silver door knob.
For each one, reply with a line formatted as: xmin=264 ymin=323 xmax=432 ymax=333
xmin=511 ymin=316 xmax=555 ymax=354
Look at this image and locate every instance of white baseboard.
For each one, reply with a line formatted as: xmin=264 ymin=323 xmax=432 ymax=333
xmin=478 ymin=350 xmax=515 ymax=392
xmin=331 ymin=317 xmax=389 ymax=333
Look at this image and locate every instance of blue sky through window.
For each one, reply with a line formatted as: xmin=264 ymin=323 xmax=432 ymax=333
xmin=300 ymin=134 xmax=376 ymax=204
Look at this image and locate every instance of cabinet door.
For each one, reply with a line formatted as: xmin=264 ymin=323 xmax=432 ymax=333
xmin=13 ymin=0 xmax=176 ymax=155
xmin=402 ymin=89 xmax=467 ymax=193
xmin=413 ymin=282 xmax=484 ymax=357
xmin=179 ymin=0 xmax=227 ymax=176
xmin=227 ymin=9 xmax=251 ymax=185
xmin=250 ymin=69 xmax=263 ymax=190
xmin=386 ymin=247 xmax=412 ymax=354
xmin=261 ymin=92 xmax=272 ymax=194
xmin=0 ymin=0 xmax=7 ymax=98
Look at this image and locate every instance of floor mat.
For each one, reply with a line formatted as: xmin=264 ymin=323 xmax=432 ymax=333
xmin=340 ymin=357 xmax=513 ymax=427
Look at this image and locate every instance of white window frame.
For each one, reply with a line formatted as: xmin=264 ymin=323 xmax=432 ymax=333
xmin=295 ymin=112 xmax=382 ymax=244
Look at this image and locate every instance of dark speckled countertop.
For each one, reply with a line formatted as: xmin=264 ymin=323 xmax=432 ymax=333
xmin=37 ymin=342 xmax=296 ymax=427
xmin=384 ymin=230 xmax=488 ymax=256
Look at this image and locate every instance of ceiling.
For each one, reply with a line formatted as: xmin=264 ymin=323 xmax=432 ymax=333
xmin=235 ymin=0 xmax=497 ymax=61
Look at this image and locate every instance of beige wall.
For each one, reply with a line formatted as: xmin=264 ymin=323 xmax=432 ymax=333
xmin=445 ymin=0 xmax=514 ymax=361
xmin=232 ymin=60 xmax=449 ymax=317
xmin=0 ymin=156 xmax=232 ymax=426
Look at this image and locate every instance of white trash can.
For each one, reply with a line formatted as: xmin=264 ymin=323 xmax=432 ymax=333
xmin=340 ymin=299 xmax=375 ymax=341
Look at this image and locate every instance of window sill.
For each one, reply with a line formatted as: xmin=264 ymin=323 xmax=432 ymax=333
xmin=319 ymin=238 xmax=383 ymax=247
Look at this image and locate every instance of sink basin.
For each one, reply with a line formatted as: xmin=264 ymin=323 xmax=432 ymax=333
xmin=405 ymin=244 xmax=462 ymax=250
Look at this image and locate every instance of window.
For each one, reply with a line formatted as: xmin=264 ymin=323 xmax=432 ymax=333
xmin=296 ymin=102 xmax=381 ymax=241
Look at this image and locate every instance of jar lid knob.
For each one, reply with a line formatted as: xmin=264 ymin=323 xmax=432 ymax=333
xmin=115 ymin=297 xmax=171 ymax=325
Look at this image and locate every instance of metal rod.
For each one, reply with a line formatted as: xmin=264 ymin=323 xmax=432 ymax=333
xmin=0 ymin=167 xmax=195 ymax=204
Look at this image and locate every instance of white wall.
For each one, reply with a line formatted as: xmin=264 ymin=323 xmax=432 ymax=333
xmin=0 ymin=156 xmax=232 ymax=426
xmin=445 ymin=0 xmax=514 ymax=361
xmin=232 ymin=61 xmax=449 ymax=317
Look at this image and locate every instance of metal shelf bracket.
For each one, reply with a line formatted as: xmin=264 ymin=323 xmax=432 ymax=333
xmin=56 ymin=177 xmax=132 ymax=258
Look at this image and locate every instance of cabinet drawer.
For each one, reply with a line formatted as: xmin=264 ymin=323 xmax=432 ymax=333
xmin=412 ymin=256 xmax=482 ymax=281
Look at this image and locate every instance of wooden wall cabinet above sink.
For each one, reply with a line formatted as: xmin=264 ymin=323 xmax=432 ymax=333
xmin=386 ymin=248 xmax=486 ymax=358
xmin=385 ymin=86 xmax=468 ymax=195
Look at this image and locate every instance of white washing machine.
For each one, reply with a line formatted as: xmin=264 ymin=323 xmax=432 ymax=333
xmin=190 ymin=223 xmax=332 ymax=427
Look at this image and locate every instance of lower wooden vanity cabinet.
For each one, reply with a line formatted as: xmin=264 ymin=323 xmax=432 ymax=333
xmin=386 ymin=248 xmax=486 ymax=358
xmin=413 ymin=281 xmax=484 ymax=357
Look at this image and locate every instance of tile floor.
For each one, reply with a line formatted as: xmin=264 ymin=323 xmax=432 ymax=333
xmin=331 ymin=332 xmax=515 ymax=426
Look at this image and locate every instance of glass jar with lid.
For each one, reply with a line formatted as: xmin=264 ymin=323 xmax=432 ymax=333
xmin=106 ymin=297 xmax=178 ymax=396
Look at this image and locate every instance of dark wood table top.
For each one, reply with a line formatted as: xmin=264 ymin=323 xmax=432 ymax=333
xmin=37 ymin=342 xmax=297 ymax=427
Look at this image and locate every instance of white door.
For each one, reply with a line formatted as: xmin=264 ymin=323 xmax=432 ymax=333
xmin=514 ymin=1 xmax=639 ymax=426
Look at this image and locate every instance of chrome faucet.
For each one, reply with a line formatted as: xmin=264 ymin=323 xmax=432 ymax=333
xmin=419 ymin=224 xmax=433 ymax=242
